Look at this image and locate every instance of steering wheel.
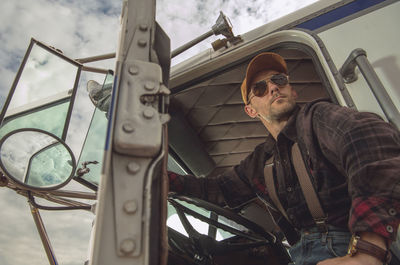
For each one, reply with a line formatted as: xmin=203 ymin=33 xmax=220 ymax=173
xmin=167 ymin=195 xmax=286 ymax=264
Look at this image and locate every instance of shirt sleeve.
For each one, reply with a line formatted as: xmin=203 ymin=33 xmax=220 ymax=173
xmin=312 ymin=103 xmax=400 ymax=241
xmin=216 ymin=166 xmax=257 ymax=208
xmin=168 ymin=171 xmax=225 ymax=206
xmin=168 ymin=160 xmax=257 ymax=209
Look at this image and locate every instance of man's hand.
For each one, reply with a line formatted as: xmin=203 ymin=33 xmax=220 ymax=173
xmin=318 ymin=231 xmax=388 ymax=265
xmin=317 ymin=253 xmax=382 ymax=265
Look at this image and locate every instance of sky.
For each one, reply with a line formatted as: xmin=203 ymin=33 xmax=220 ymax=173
xmin=0 ymin=0 xmax=318 ymax=264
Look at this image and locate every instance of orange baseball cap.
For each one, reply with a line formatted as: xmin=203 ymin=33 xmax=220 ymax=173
xmin=241 ymin=52 xmax=288 ymax=104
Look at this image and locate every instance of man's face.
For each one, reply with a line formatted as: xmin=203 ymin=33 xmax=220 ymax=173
xmin=246 ymin=70 xmax=297 ymax=122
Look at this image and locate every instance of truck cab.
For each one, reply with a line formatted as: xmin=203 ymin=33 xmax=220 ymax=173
xmin=0 ymin=0 xmax=399 ymax=264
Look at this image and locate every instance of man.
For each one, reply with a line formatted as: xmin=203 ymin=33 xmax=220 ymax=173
xmin=168 ymin=52 xmax=400 ymax=265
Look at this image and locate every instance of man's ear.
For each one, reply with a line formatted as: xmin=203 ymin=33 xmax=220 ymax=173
xmin=244 ymin=104 xmax=258 ymax=118
xmin=291 ymin=86 xmax=298 ymax=99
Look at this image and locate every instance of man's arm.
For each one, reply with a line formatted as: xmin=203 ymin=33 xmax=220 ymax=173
xmin=312 ymin=103 xmax=400 ymax=263
xmin=168 ymin=165 xmax=256 ymax=208
xmin=168 ymin=171 xmax=225 ymax=205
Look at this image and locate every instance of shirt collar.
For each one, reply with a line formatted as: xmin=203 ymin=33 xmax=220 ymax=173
xmin=279 ymin=105 xmax=300 ymax=142
xmin=263 ymin=104 xmax=300 ymax=150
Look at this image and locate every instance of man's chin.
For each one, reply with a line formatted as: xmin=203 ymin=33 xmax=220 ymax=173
xmin=270 ymin=102 xmax=296 ymax=120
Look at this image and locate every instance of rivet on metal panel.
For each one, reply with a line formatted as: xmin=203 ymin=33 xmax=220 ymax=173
xmin=138 ymin=39 xmax=147 ymax=47
xmin=143 ymin=109 xmax=154 ymax=119
xmin=128 ymin=66 xmax=139 ymax=75
xmin=144 ymin=81 xmax=155 ymax=91
xmin=127 ymin=162 xmax=140 ymax=174
xmin=122 ymin=123 xmax=135 ymax=133
xmin=120 ymin=239 xmax=136 ymax=254
xmin=139 ymin=24 xmax=148 ymax=31
xmin=123 ymin=200 xmax=138 ymax=214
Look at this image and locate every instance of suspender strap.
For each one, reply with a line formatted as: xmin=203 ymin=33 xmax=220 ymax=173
xmin=263 ymin=158 xmax=290 ymax=221
xmin=263 ymin=143 xmax=328 ymax=232
xmin=291 ymin=142 xmax=327 ymax=230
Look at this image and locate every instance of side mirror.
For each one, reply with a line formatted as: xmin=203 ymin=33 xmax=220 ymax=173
xmin=0 ymin=38 xmax=81 ymax=140
xmin=0 ymin=128 xmax=76 ymax=190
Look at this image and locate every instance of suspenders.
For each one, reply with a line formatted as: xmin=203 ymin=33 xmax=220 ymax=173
xmin=263 ymin=158 xmax=289 ymax=221
xmin=264 ymin=142 xmax=327 ymax=232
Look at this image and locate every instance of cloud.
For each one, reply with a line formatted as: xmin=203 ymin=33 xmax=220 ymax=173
xmin=0 ymin=0 xmax=119 ymax=103
xmin=156 ymin=0 xmax=318 ymax=63
xmin=0 ymin=0 xmax=319 ymax=264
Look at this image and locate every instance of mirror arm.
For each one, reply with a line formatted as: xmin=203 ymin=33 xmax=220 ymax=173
xmin=47 ymin=189 xmax=97 ymax=200
xmin=29 ymin=202 xmax=58 ymax=265
xmin=82 ymin=65 xmax=110 ymax=74
xmin=41 ymin=193 xmax=93 ymax=208
xmin=75 ymin=53 xmax=116 ymax=64
xmin=28 ymin=192 xmax=92 ymax=211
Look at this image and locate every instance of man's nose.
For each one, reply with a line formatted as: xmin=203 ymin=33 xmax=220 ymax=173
xmin=268 ymin=82 xmax=279 ymax=95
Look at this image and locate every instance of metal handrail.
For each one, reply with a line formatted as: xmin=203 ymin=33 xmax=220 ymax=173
xmin=340 ymin=48 xmax=400 ymax=129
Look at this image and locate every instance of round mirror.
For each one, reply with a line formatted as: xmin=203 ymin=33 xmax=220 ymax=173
xmin=0 ymin=128 xmax=76 ymax=190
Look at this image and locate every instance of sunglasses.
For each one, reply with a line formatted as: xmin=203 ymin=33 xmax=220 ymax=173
xmin=248 ymin=73 xmax=289 ymax=103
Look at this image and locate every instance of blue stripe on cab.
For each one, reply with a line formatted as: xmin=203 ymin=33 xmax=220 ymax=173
xmin=297 ymin=0 xmax=387 ymax=31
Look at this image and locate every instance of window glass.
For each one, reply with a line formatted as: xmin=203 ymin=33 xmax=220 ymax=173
xmin=76 ymin=73 xmax=112 ymax=185
xmin=7 ymin=44 xmax=77 ymax=111
xmin=77 ymin=107 xmax=108 ymax=185
xmin=167 ymin=198 xmax=245 ymax=241
xmin=0 ymin=100 xmax=69 ymax=139
xmin=167 ymin=154 xmax=187 ymax=175
xmin=27 ymin=142 xmax=73 ymax=187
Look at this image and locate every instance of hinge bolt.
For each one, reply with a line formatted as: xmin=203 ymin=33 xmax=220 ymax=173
xmin=143 ymin=109 xmax=154 ymax=119
xmin=127 ymin=162 xmax=140 ymax=174
xmin=122 ymin=123 xmax=135 ymax=133
xmin=144 ymin=81 xmax=155 ymax=91
xmin=138 ymin=39 xmax=147 ymax=47
xmin=128 ymin=66 xmax=139 ymax=75
xmin=123 ymin=200 xmax=138 ymax=214
xmin=120 ymin=239 xmax=136 ymax=254
xmin=139 ymin=24 xmax=148 ymax=31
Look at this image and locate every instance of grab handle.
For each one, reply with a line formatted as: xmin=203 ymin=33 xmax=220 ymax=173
xmin=340 ymin=48 xmax=400 ymax=129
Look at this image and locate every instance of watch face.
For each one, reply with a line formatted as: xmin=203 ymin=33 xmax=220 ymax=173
xmin=347 ymin=235 xmax=359 ymax=256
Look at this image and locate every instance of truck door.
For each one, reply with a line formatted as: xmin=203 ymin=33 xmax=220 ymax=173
xmin=89 ymin=1 xmax=171 ymax=265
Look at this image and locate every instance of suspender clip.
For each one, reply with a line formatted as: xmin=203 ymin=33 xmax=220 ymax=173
xmin=315 ymin=217 xmax=328 ymax=233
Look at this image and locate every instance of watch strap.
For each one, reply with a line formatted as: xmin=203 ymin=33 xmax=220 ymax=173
xmin=353 ymin=237 xmax=391 ymax=263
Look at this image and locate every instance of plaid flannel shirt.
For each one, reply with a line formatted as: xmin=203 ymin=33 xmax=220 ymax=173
xmin=169 ymin=101 xmax=400 ymax=241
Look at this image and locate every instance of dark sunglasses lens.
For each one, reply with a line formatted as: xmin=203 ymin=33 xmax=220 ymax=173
xmin=253 ymin=80 xmax=267 ymax=96
xmin=271 ymin=74 xmax=288 ymax=86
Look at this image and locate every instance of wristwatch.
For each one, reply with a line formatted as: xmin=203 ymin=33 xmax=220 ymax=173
xmin=347 ymin=234 xmax=391 ymax=263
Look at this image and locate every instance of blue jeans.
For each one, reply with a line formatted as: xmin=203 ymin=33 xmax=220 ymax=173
xmin=289 ymin=226 xmax=351 ymax=265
